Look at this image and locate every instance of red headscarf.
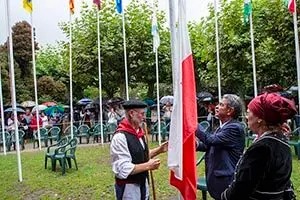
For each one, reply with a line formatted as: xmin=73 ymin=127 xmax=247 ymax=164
xmin=116 ymin=118 xmax=144 ymax=138
xmin=248 ymin=93 xmax=297 ymax=125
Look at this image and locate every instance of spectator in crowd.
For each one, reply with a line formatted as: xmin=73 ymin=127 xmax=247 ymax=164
xmin=40 ymin=111 xmax=49 ymax=128
xmin=24 ymin=108 xmax=32 ymax=125
xmin=221 ymin=92 xmax=297 ymax=200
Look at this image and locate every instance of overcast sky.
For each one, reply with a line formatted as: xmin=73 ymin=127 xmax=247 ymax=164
xmin=0 ymin=0 xmax=213 ymax=46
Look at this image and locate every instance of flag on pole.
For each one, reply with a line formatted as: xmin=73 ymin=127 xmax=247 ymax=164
xmin=167 ymin=0 xmax=197 ymax=198
xmin=93 ymin=0 xmax=101 ymax=10
xmin=69 ymin=0 xmax=74 ymax=14
xmin=151 ymin=8 xmax=160 ymax=52
xmin=23 ymin=0 xmax=32 ymax=13
xmin=244 ymin=0 xmax=252 ymax=24
xmin=115 ymin=0 xmax=122 ymax=14
xmin=284 ymin=0 xmax=295 ymax=13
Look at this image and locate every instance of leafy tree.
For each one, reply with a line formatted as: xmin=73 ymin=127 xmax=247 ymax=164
xmin=190 ymin=0 xmax=297 ymax=96
xmin=59 ymin=0 xmax=171 ymax=98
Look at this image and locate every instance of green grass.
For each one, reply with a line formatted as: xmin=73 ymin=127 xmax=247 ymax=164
xmin=0 ymin=143 xmax=299 ymax=199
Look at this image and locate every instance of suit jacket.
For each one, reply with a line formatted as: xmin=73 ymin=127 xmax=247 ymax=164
xmin=196 ymin=119 xmax=245 ymax=200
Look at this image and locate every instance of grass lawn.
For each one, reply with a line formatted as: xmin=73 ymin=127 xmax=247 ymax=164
xmin=0 ymin=143 xmax=299 ymax=199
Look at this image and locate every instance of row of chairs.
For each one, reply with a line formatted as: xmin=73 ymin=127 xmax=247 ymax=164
xmin=45 ymin=136 xmax=78 ymax=175
xmin=33 ymin=123 xmax=118 ymax=148
xmin=0 ymin=130 xmax=25 ymax=151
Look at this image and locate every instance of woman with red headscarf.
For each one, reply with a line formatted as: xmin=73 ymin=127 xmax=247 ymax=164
xmin=221 ymin=93 xmax=297 ymax=200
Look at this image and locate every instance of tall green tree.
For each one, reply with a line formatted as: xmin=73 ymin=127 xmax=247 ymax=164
xmin=59 ymin=0 xmax=171 ymax=98
xmin=190 ymin=0 xmax=297 ymax=96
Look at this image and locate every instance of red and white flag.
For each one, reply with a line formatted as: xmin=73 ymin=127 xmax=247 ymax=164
xmin=286 ymin=0 xmax=295 ymax=13
xmin=167 ymin=0 xmax=197 ymax=199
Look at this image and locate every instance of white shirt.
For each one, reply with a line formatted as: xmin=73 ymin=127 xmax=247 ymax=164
xmin=110 ymin=133 xmax=149 ymax=200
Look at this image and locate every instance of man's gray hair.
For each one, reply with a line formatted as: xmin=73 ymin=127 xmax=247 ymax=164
xmin=223 ymin=94 xmax=245 ymax=119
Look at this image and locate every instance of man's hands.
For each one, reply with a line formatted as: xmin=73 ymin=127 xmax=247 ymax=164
xmin=147 ymin=158 xmax=161 ymax=170
xmin=158 ymin=141 xmax=168 ymax=153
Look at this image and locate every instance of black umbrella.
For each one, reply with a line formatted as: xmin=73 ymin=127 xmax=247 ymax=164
xmin=4 ymin=107 xmax=26 ymax=113
xmin=197 ymin=92 xmax=214 ymax=102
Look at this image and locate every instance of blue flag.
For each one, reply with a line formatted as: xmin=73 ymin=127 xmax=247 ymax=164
xmin=115 ymin=0 xmax=122 ymax=13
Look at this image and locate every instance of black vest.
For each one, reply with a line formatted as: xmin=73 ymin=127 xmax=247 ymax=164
xmin=115 ymin=132 xmax=149 ymax=185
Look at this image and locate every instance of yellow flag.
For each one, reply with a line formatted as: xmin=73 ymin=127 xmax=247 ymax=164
xmin=23 ymin=0 xmax=32 ymax=13
xmin=69 ymin=0 xmax=74 ymax=14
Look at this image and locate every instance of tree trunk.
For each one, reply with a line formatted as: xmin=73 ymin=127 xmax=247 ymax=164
xmin=147 ymin=82 xmax=155 ymax=99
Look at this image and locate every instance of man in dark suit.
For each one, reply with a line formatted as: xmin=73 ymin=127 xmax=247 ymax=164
xmin=196 ymin=94 xmax=245 ymax=200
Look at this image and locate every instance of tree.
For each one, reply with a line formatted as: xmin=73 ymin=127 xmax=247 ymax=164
xmin=59 ymin=0 xmax=171 ymax=98
xmin=190 ymin=0 xmax=297 ymax=96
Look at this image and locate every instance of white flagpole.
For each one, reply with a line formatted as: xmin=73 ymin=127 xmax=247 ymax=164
xmin=69 ymin=12 xmax=74 ymax=138
xmin=96 ymin=9 xmax=104 ymax=145
xmin=293 ymin=2 xmax=300 ymax=114
xmin=30 ymin=4 xmax=41 ymax=149
xmin=122 ymin=9 xmax=129 ymax=100
xmin=214 ymin=0 xmax=221 ymax=101
xmin=5 ymin=0 xmax=23 ymax=182
xmin=155 ymin=50 xmax=161 ymax=145
xmin=0 ymin=61 xmax=6 ymax=155
xmin=249 ymin=12 xmax=257 ymax=97
xmin=168 ymin=0 xmax=177 ymax=90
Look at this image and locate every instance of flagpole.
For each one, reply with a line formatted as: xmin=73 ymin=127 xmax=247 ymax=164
xmin=5 ymin=0 xmax=23 ymax=182
xmin=30 ymin=7 xmax=41 ymax=150
xmin=122 ymin=9 xmax=129 ymax=100
xmin=168 ymin=0 xmax=177 ymax=90
xmin=214 ymin=0 xmax=221 ymax=101
xmin=249 ymin=12 xmax=257 ymax=97
xmin=0 ymin=62 xmax=6 ymax=155
xmin=69 ymin=12 xmax=74 ymax=138
xmin=96 ymin=9 xmax=104 ymax=145
xmin=293 ymin=2 xmax=300 ymax=114
xmin=155 ymin=50 xmax=161 ymax=145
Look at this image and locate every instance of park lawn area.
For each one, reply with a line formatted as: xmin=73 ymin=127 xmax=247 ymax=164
xmin=0 ymin=143 xmax=299 ymax=200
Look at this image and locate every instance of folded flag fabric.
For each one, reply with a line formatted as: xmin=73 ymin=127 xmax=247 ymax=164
xmin=23 ymin=0 xmax=32 ymax=13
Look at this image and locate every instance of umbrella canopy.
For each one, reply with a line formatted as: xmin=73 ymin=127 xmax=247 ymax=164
xmin=45 ymin=106 xmax=64 ymax=116
xmin=42 ymin=101 xmax=57 ymax=107
xmin=197 ymin=91 xmax=214 ymax=102
xmin=4 ymin=103 xmax=24 ymax=110
xmin=32 ymin=105 xmax=48 ymax=113
xmin=108 ymin=97 xmax=124 ymax=104
xmin=85 ymin=103 xmax=95 ymax=110
xmin=160 ymin=95 xmax=174 ymax=104
xmin=4 ymin=107 xmax=25 ymax=113
xmin=77 ymin=98 xmax=93 ymax=105
xmin=93 ymin=97 xmax=110 ymax=105
xmin=143 ymin=98 xmax=155 ymax=106
xmin=21 ymin=100 xmax=36 ymax=108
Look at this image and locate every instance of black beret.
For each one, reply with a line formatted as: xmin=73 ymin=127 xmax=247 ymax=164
xmin=122 ymin=100 xmax=147 ymax=109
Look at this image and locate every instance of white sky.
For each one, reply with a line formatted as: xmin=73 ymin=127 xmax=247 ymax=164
xmin=0 ymin=0 xmax=213 ymax=46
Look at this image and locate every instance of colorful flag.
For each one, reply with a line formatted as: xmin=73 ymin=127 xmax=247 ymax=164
xmin=167 ymin=0 xmax=197 ymax=199
xmin=151 ymin=9 xmax=160 ymax=52
xmin=115 ymin=0 xmax=122 ymax=14
xmin=284 ymin=0 xmax=295 ymax=13
xmin=93 ymin=0 xmax=101 ymax=10
xmin=69 ymin=0 xmax=74 ymax=14
xmin=23 ymin=0 xmax=32 ymax=13
xmin=244 ymin=0 xmax=252 ymax=24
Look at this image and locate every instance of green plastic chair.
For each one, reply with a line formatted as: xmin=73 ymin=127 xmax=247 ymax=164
xmin=0 ymin=131 xmax=11 ymax=152
xmin=288 ymin=127 xmax=300 ymax=160
xmin=44 ymin=136 xmax=69 ymax=169
xmin=77 ymin=124 xmax=90 ymax=144
xmin=196 ymin=153 xmax=207 ymax=200
xmin=65 ymin=138 xmax=79 ymax=170
xmin=151 ymin=121 xmax=169 ymax=141
xmin=89 ymin=123 xmax=107 ymax=143
xmin=63 ymin=125 xmax=78 ymax=139
xmin=107 ymin=123 xmax=117 ymax=142
xmin=51 ymin=138 xmax=78 ymax=175
xmin=11 ymin=130 xmax=25 ymax=150
xmin=33 ymin=128 xmax=48 ymax=148
xmin=48 ymin=126 xmax=61 ymax=145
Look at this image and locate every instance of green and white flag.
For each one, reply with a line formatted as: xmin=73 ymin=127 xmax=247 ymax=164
xmin=244 ymin=0 xmax=252 ymax=24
